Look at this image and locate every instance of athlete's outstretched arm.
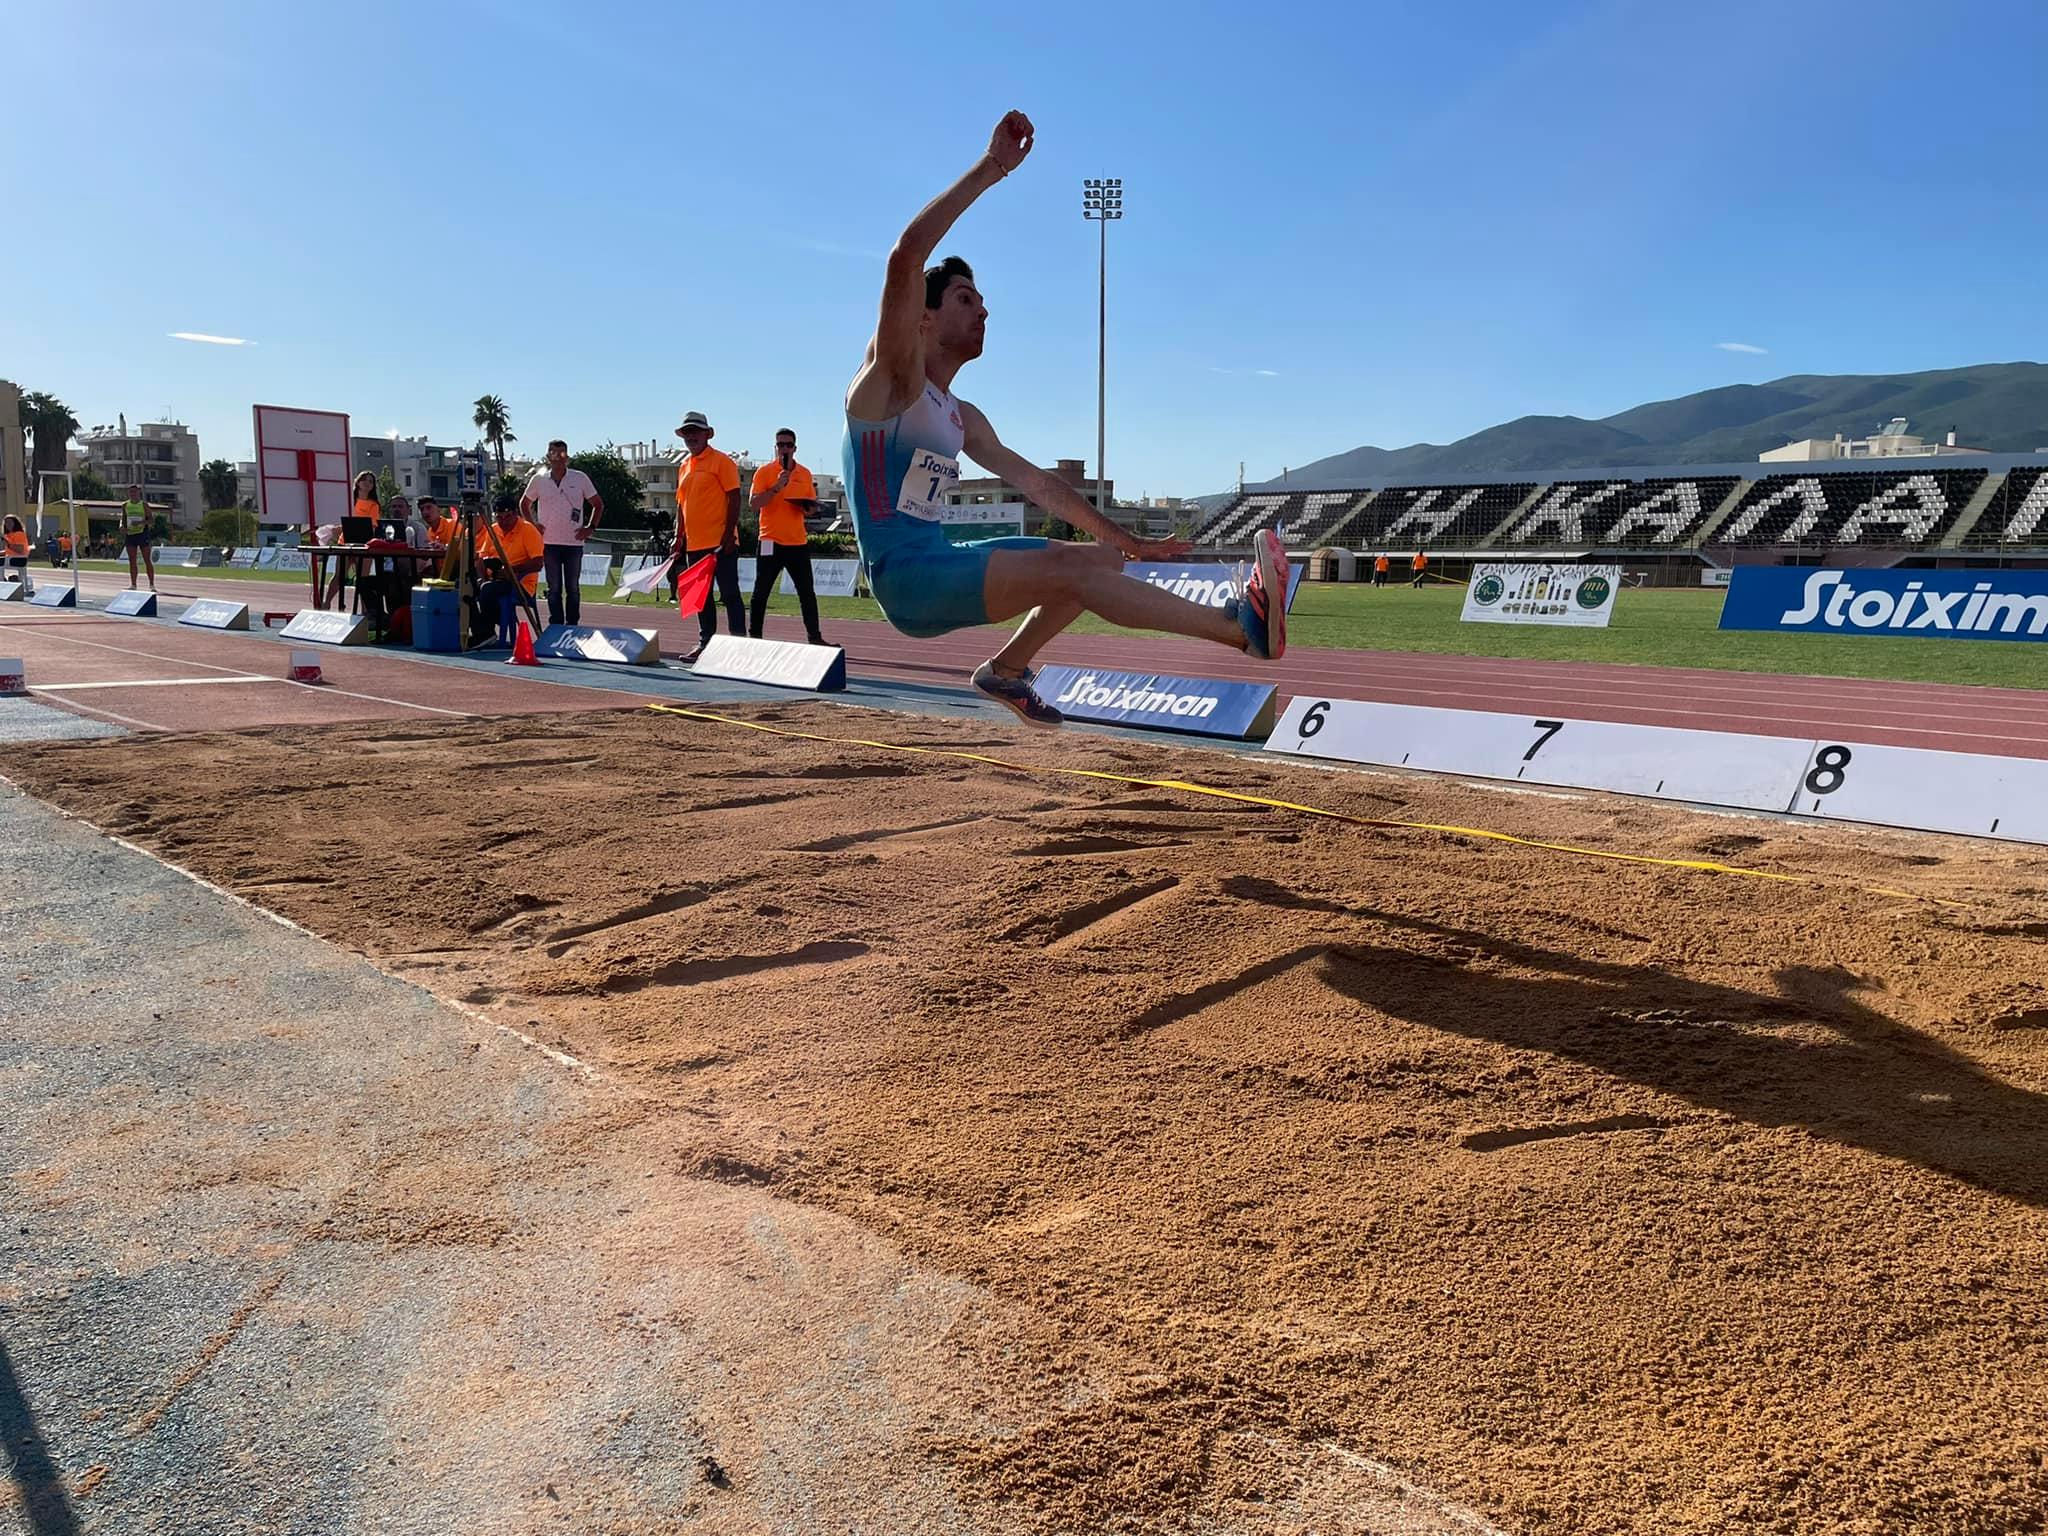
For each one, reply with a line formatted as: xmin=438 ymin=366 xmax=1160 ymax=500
xmin=848 ymin=112 xmax=1033 ymax=417
xmin=959 ymin=401 xmax=1190 ymax=561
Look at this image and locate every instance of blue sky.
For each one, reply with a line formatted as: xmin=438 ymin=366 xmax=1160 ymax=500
xmin=6 ymin=0 xmax=2045 ymax=497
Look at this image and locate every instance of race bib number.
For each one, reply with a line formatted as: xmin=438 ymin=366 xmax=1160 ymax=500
xmin=895 ymin=449 xmax=958 ymax=521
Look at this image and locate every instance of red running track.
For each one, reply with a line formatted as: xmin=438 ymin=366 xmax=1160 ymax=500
xmin=0 ymin=604 xmax=643 ymax=732
xmin=37 ymin=568 xmax=2048 ymax=759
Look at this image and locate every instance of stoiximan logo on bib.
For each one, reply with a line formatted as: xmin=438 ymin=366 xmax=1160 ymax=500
xmin=1575 ymin=574 xmax=1612 ymax=609
xmin=1472 ymin=573 xmax=1506 ymax=606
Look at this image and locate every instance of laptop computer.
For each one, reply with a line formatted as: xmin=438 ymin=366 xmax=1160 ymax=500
xmin=341 ymin=516 xmax=376 ymax=543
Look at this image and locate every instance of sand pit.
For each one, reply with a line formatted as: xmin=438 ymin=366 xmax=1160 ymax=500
xmin=6 ymin=701 xmax=2047 ymax=1534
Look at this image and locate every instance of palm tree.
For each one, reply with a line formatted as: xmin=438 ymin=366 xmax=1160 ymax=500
xmin=472 ymin=395 xmax=515 ymax=476
xmin=21 ymin=392 xmax=80 ymax=490
xmin=200 ymin=458 xmax=240 ymax=510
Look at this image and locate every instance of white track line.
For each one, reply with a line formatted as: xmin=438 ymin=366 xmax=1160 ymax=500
xmin=14 ymin=616 xmax=474 ymax=718
xmin=34 ymin=676 xmax=274 ymax=691
xmin=284 ymin=679 xmax=474 ymax=718
xmin=11 ymin=626 xmax=272 ymax=676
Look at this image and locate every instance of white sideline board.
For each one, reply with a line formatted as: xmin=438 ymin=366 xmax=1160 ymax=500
xmin=1785 ymin=742 xmax=2048 ymax=843
xmin=1266 ymin=697 xmax=2048 ymax=846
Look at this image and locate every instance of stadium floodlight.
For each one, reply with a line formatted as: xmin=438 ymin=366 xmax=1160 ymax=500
xmin=1081 ymin=178 xmax=1124 ymax=525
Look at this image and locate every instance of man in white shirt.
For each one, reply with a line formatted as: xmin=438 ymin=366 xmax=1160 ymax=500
xmin=520 ymin=438 xmax=605 ymax=628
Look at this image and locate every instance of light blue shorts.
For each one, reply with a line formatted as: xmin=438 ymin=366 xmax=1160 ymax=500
xmin=861 ymin=522 xmax=1048 ymax=639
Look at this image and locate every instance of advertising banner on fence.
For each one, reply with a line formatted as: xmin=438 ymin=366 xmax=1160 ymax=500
xmin=1461 ymin=562 xmax=1619 ymax=627
xmin=1030 ymin=664 xmax=1278 ymax=740
xmin=1123 ymin=561 xmax=1306 ymax=613
xmin=1720 ymin=566 xmax=2048 ymax=642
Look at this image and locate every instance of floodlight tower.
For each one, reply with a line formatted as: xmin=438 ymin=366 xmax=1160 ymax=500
xmin=1081 ymin=178 xmax=1123 ymax=524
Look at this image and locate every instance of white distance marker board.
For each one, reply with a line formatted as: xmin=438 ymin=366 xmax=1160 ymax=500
xmin=1267 ymin=697 xmax=2048 ymax=846
xmin=1784 ymin=740 xmax=2048 ymax=843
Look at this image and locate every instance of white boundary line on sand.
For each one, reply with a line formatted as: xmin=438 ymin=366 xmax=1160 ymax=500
xmin=0 ymin=776 xmax=594 ymax=1080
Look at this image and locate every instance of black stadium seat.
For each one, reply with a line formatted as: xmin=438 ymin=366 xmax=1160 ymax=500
xmin=1496 ymin=476 xmax=1739 ymax=547
xmin=1350 ymin=483 xmax=1538 ymax=548
xmin=1710 ymin=468 xmax=1987 ymax=549
xmin=1194 ymin=491 xmax=1363 ymax=547
xmin=1963 ymin=467 xmax=2048 ymax=547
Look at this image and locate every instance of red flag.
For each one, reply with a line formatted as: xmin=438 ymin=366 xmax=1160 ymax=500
xmin=672 ymin=552 xmax=717 ymax=615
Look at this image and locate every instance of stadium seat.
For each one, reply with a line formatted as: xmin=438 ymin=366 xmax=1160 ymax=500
xmin=1963 ymin=467 xmax=2048 ymax=547
xmin=1710 ymin=468 xmax=1987 ymax=548
xmin=1496 ymin=477 xmax=1739 ymax=548
xmin=1351 ymin=483 xmax=1538 ymax=548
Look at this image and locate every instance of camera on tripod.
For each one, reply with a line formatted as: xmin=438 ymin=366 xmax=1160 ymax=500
xmin=644 ymin=507 xmax=675 ymax=560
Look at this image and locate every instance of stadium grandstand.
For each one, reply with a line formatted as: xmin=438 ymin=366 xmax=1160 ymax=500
xmin=1190 ymin=453 xmax=2048 ymax=574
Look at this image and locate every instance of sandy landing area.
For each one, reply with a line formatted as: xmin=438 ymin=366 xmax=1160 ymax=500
xmin=5 ymin=701 xmax=2046 ymax=1535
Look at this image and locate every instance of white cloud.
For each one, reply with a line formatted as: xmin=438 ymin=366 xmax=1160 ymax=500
xmin=170 ymin=331 xmax=254 ymax=346
xmin=1715 ymin=341 xmax=1767 ymax=355
xmin=1254 ymin=368 xmax=1281 ymax=377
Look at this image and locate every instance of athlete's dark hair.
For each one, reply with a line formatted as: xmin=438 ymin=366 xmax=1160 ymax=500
xmin=547 ymin=438 xmax=568 ymax=454
xmin=924 ymin=255 xmax=974 ymax=309
xmin=775 ymin=427 xmax=796 ymax=440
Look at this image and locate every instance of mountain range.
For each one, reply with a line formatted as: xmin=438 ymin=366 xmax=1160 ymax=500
xmin=1261 ymin=362 xmax=2048 ymax=488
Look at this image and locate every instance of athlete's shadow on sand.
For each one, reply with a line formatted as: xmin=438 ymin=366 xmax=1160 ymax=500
xmin=1226 ymin=880 xmax=2048 ymax=1210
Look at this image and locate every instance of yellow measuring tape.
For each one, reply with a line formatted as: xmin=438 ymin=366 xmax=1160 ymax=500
xmin=645 ymin=703 xmax=1934 ymax=902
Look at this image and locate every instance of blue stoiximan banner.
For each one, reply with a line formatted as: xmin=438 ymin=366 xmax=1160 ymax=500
xmin=1031 ymin=665 xmax=1278 ymax=740
xmin=1122 ymin=561 xmax=1307 ymax=612
xmin=1719 ymin=567 xmax=2048 ymax=643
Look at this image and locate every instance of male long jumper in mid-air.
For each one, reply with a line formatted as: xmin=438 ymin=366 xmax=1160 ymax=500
xmin=841 ymin=110 xmax=1289 ymax=728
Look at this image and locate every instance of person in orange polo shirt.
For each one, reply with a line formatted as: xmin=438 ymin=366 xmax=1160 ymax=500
xmin=673 ymin=409 xmax=745 ymax=658
xmin=1411 ymin=549 xmax=1429 ymax=588
xmin=2 ymin=515 xmax=30 ymax=589
xmin=747 ymin=427 xmax=826 ymax=646
xmin=470 ymin=492 xmax=545 ymax=646
xmin=418 ymin=496 xmax=456 ymax=550
xmin=1373 ymin=552 xmax=1389 ymax=589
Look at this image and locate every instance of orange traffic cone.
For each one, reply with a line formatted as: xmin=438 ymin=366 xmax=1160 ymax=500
xmin=508 ymin=618 xmax=541 ymax=667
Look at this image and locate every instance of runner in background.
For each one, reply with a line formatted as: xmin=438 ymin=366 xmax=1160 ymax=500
xmin=842 ymin=111 xmax=1286 ymax=730
xmin=748 ymin=427 xmax=826 ymax=647
xmin=121 ymin=483 xmax=157 ymax=592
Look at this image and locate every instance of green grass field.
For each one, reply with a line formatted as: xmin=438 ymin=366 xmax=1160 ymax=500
xmin=69 ymin=561 xmax=2043 ymax=690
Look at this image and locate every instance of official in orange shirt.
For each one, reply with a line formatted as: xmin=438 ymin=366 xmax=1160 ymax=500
xmin=471 ymin=493 xmax=545 ymax=645
xmin=1411 ymin=550 xmax=1429 ymax=589
xmin=747 ymin=427 xmax=826 ymax=646
xmin=418 ymin=496 xmax=455 ymax=549
xmin=2 ymin=515 xmax=29 ymax=587
xmin=673 ymin=409 xmax=745 ymax=656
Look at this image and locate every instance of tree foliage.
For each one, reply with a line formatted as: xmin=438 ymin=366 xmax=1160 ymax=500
xmin=472 ymin=395 xmax=515 ymax=476
xmin=69 ymin=466 xmax=115 ymax=502
xmin=20 ymin=392 xmax=79 ymax=487
xmin=200 ymin=458 xmax=240 ymax=510
xmin=567 ymin=446 xmax=647 ymax=532
xmin=200 ymin=507 xmax=257 ymax=547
